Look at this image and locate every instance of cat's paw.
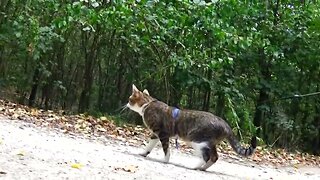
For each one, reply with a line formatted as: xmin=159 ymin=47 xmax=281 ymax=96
xmin=193 ymin=167 xmax=206 ymax=171
xmin=162 ymin=158 xmax=169 ymax=163
xmin=138 ymin=151 xmax=150 ymax=157
xmin=162 ymin=152 xmax=170 ymax=163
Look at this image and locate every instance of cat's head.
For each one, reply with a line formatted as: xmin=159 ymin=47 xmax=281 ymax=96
xmin=127 ymin=84 xmax=154 ymax=116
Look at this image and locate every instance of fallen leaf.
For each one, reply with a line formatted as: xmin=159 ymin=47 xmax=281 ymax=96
xmin=114 ymin=165 xmax=138 ymax=173
xmin=46 ymin=117 xmax=56 ymax=121
xmin=97 ymin=126 xmax=107 ymax=132
xmin=100 ymin=116 xmax=108 ymax=121
xmin=125 ymin=165 xmax=138 ymax=172
xmin=30 ymin=108 xmax=38 ymax=116
xmin=12 ymin=113 xmax=19 ymax=119
xmin=17 ymin=150 xmax=25 ymax=156
xmin=71 ymin=163 xmax=83 ymax=169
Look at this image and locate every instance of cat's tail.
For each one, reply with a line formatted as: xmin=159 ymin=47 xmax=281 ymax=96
xmin=227 ymin=135 xmax=257 ymax=157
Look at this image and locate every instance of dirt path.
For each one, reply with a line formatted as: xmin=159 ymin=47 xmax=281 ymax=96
xmin=0 ymin=117 xmax=319 ymax=180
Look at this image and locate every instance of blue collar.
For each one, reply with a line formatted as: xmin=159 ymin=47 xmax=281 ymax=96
xmin=172 ymin=107 xmax=180 ymax=120
xmin=172 ymin=107 xmax=180 ymax=149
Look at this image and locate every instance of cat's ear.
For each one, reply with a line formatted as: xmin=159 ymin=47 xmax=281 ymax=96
xmin=143 ymin=89 xmax=149 ymax=95
xmin=132 ymin=84 xmax=139 ymax=92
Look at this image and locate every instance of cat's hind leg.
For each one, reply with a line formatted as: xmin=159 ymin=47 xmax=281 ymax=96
xmin=198 ymin=145 xmax=218 ymax=171
xmin=140 ymin=134 xmax=159 ymax=157
xmin=190 ymin=141 xmax=209 ymax=170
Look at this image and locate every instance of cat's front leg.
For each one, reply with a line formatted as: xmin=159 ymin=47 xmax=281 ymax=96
xmin=159 ymin=131 xmax=170 ymax=163
xmin=139 ymin=134 xmax=159 ymax=157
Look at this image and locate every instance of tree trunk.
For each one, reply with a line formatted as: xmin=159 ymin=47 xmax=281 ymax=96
xmin=97 ymin=29 xmax=116 ymax=111
xmin=0 ymin=0 xmax=10 ymax=78
xmin=215 ymin=91 xmax=225 ymax=118
xmin=63 ymin=61 xmax=80 ymax=110
xmin=187 ymin=87 xmax=194 ymax=109
xmin=253 ymin=50 xmax=271 ymax=139
xmin=78 ymin=54 xmax=95 ymax=113
xmin=312 ymin=85 xmax=320 ymax=155
xmin=116 ymin=55 xmax=123 ymax=108
xmin=171 ymin=67 xmax=183 ymax=108
xmin=202 ymin=69 xmax=212 ymax=111
xmin=28 ymin=67 xmax=41 ymax=106
xmin=253 ymin=90 xmax=269 ymax=137
xmin=0 ymin=46 xmax=5 ymax=77
xmin=42 ymin=43 xmax=65 ymax=109
xmin=312 ymin=113 xmax=320 ymax=155
xmin=78 ymin=31 xmax=101 ymax=113
xmin=254 ymin=0 xmax=280 ymax=141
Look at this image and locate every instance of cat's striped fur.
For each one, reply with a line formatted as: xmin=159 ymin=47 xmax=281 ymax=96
xmin=127 ymin=84 xmax=256 ymax=171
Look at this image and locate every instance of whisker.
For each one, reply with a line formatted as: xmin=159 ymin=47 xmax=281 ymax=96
xmin=114 ymin=104 xmax=128 ymax=115
xmin=120 ymin=104 xmax=128 ymax=114
xmin=114 ymin=103 xmax=127 ymax=112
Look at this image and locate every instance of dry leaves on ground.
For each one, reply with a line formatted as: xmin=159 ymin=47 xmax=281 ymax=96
xmin=0 ymin=99 xmax=319 ymax=168
xmin=0 ymin=99 xmax=148 ymax=146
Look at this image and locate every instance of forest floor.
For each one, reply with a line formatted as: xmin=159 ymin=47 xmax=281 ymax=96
xmin=0 ymin=99 xmax=320 ymax=179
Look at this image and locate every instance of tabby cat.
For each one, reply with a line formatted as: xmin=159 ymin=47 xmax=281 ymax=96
xmin=127 ymin=84 xmax=256 ymax=171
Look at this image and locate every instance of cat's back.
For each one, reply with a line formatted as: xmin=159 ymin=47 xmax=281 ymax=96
xmin=180 ymin=108 xmax=228 ymax=126
xmin=181 ymin=109 xmax=218 ymax=118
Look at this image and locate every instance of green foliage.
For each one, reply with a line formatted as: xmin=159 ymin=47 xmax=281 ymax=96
xmin=0 ymin=0 xmax=320 ymax=154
